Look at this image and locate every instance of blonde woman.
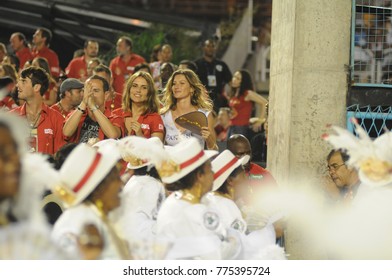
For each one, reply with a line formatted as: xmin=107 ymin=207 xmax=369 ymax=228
xmin=113 ymin=71 xmax=164 ymax=141
xmin=160 ymin=69 xmax=217 ymax=150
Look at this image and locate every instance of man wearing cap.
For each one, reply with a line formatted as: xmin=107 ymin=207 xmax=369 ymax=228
xmin=10 ymin=66 xmax=65 ymax=154
xmin=51 ymin=78 xmax=84 ymax=118
xmin=63 ymin=75 xmax=122 ymax=143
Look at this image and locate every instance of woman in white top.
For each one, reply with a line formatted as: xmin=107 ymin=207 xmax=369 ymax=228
xmin=160 ymin=69 xmax=217 ymax=150
xmin=155 ymin=137 xmax=242 ymax=259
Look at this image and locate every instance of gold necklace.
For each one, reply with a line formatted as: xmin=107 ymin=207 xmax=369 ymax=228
xmin=28 ymin=111 xmax=41 ymax=128
xmin=180 ymin=184 xmax=202 ymax=204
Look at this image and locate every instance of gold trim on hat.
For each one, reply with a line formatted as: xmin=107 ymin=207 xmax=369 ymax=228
xmin=123 ymin=155 xmax=147 ymax=167
xmin=157 ymin=160 xmax=180 ymax=178
xmin=52 ymin=184 xmax=76 ymax=206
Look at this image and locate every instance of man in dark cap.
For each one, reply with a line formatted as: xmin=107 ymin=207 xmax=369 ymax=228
xmin=51 ymin=78 xmax=84 ymax=118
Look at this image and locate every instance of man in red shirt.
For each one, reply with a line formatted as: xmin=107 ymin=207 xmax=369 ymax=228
xmin=227 ymin=134 xmax=277 ymax=190
xmin=109 ymin=36 xmax=145 ymax=94
xmin=51 ymin=78 xmax=84 ymax=118
xmin=92 ymin=64 xmax=122 ymax=112
xmin=9 ymin=32 xmax=33 ymax=70
xmin=31 ymin=28 xmax=60 ymax=79
xmin=65 ymin=40 xmax=99 ymax=82
xmin=10 ymin=66 xmax=65 ymax=155
xmin=62 ymin=75 xmax=122 ymax=143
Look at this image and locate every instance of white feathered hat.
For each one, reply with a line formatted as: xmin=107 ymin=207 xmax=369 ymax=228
xmin=323 ymin=118 xmax=392 ymax=187
xmin=118 ymin=136 xmax=166 ymax=169
xmin=157 ymin=137 xmax=218 ymax=184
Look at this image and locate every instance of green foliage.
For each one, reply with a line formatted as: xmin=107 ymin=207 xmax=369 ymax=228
xmin=102 ymin=23 xmax=202 ymax=65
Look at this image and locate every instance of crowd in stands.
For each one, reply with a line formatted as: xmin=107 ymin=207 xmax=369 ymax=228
xmin=0 ymin=27 xmax=280 ymax=260
xmin=2 ymin=20 xmax=392 ymax=260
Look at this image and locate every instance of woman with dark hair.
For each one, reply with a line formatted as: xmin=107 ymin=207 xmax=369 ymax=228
xmin=112 ymin=71 xmax=164 ymax=141
xmin=227 ymin=69 xmax=268 ymax=139
xmin=160 ymin=69 xmax=217 ymax=150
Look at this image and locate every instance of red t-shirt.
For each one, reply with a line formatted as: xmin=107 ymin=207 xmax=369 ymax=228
xmin=16 ymin=47 xmax=33 ymax=69
xmin=64 ymin=108 xmax=123 ymax=143
xmin=246 ymin=162 xmax=277 ymax=188
xmin=65 ymin=56 xmax=88 ymax=81
xmin=237 ymin=162 xmax=277 ymax=204
xmin=32 ymin=46 xmax=60 ymax=78
xmin=112 ymin=108 xmax=164 ymax=138
xmin=0 ymin=96 xmax=17 ymax=111
xmin=10 ymin=103 xmax=65 ymax=155
xmin=229 ymin=90 xmax=253 ymax=126
xmin=215 ymin=124 xmax=229 ymax=141
xmin=50 ymin=102 xmax=73 ymax=119
xmin=109 ymin=54 xmax=145 ymax=94
xmin=105 ymin=92 xmax=123 ymax=112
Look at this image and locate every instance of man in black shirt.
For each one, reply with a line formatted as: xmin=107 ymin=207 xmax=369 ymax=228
xmin=194 ymin=39 xmax=232 ymax=113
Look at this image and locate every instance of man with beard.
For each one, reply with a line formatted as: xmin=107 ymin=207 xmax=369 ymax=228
xmin=109 ymin=36 xmax=145 ymax=94
xmin=65 ymin=40 xmax=100 ymax=82
xmin=10 ymin=66 xmax=65 ymax=155
xmin=51 ymin=78 xmax=84 ymax=118
xmin=326 ymin=149 xmax=360 ymax=203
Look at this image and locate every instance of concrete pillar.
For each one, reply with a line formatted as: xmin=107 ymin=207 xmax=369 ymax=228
xmin=267 ymin=0 xmax=352 ymax=259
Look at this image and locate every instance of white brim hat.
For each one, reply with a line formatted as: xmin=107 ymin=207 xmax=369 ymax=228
xmin=119 ymin=136 xmax=165 ymax=169
xmin=54 ymin=143 xmax=121 ymax=207
xmin=211 ymin=150 xmax=250 ymax=191
xmin=158 ymin=137 xmax=218 ymax=184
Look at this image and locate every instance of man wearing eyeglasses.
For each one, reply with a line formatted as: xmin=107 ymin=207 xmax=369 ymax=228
xmin=326 ymin=149 xmax=360 ymax=202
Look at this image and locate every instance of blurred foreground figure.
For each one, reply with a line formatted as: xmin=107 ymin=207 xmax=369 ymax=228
xmin=324 ymin=119 xmax=392 ymax=259
xmin=0 ymin=112 xmax=68 ymax=259
xmin=51 ymin=142 xmax=130 ymax=259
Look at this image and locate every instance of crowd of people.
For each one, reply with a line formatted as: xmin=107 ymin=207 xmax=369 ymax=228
xmin=1 ymin=25 xmax=392 ymax=260
xmin=0 ymin=28 xmax=281 ymax=260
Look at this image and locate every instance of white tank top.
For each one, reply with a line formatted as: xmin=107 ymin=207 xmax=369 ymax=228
xmin=161 ymin=109 xmax=209 ymax=148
